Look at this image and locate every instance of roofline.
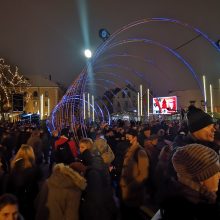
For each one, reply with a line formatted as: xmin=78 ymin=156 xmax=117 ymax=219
xmin=28 ymin=86 xmax=60 ymax=89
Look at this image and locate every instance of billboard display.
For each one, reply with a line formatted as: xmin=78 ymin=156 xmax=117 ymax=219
xmin=153 ymin=96 xmax=177 ymax=114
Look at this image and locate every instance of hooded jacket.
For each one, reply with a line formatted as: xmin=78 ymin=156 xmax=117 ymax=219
xmin=35 ymin=163 xmax=87 ymax=220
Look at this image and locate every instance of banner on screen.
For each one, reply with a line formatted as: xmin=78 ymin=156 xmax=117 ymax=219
xmin=153 ymin=96 xmax=177 ymax=114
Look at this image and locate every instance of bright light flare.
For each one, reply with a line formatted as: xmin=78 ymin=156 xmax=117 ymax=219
xmin=84 ymin=49 xmax=92 ymax=58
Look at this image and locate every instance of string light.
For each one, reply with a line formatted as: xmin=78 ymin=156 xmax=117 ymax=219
xmin=0 ymin=58 xmax=30 ymax=110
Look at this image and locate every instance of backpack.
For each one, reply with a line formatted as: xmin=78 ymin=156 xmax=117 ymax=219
xmin=54 ymin=141 xmax=75 ymax=165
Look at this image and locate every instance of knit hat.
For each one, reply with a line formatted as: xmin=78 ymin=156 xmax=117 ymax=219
xmin=172 ymin=144 xmax=220 ymax=182
xmin=187 ymin=106 xmax=213 ymax=133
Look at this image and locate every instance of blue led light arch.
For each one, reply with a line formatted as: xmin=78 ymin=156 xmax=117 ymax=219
xmin=47 ymin=17 xmax=220 ymax=141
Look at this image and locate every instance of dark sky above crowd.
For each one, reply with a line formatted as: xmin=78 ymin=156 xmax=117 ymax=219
xmin=0 ymin=0 xmax=220 ymax=95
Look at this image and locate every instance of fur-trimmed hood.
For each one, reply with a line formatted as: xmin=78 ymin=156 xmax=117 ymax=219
xmin=48 ymin=163 xmax=87 ymax=190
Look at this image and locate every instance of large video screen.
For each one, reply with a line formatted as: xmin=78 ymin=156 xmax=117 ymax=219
xmin=153 ymin=96 xmax=177 ymax=114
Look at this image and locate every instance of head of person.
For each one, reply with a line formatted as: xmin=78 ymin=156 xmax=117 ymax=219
xmin=11 ymin=144 xmax=35 ymax=169
xmin=105 ymin=129 xmax=114 ymax=137
xmin=187 ymin=106 xmax=215 ymax=142
xmin=93 ymin=138 xmax=108 ymax=151
xmin=149 ymin=134 xmax=158 ymax=146
xmin=144 ymin=134 xmax=158 ymax=149
xmin=126 ymin=129 xmax=138 ymax=146
xmin=143 ymin=125 xmax=151 ymax=138
xmin=0 ymin=194 xmax=19 ymax=220
xmin=172 ymin=144 xmax=220 ymax=193
xmin=79 ymin=138 xmax=93 ymax=154
xmin=60 ymin=128 xmax=69 ymax=138
xmin=95 ymin=132 xmax=105 ymax=140
xmin=52 ymin=130 xmax=59 ymax=138
xmin=31 ymin=129 xmax=40 ymax=137
xmin=157 ymin=128 xmax=165 ymax=138
xmin=78 ymin=138 xmax=95 ymax=166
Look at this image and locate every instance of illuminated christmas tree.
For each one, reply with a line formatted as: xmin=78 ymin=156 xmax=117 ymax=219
xmin=0 ymin=58 xmax=30 ymax=120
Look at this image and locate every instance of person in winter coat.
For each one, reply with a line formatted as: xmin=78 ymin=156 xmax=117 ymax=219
xmin=120 ymin=129 xmax=149 ymax=220
xmin=153 ymin=144 xmax=220 ymax=220
xmin=156 ymin=106 xmax=218 ymax=202
xmin=93 ymin=137 xmax=115 ymax=166
xmin=79 ymin=138 xmax=117 ymax=220
xmin=54 ymin=128 xmax=78 ymax=164
xmin=27 ymin=129 xmax=43 ymax=165
xmin=6 ymin=144 xmax=42 ymax=220
xmin=0 ymin=130 xmax=14 ymax=167
xmin=35 ymin=163 xmax=87 ymax=220
xmin=173 ymin=106 xmax=216 ymax=152
xmin=138 ymin=125 xmax=151 ymax=147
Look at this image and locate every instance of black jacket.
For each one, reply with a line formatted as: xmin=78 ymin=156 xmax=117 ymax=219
xmin=80 ymin=150 xmax=117 ymax=220
xmin=159 ymin=179 xmax=220 ymax=220
xmin=5 ymin=159 xmax=42 ymax=220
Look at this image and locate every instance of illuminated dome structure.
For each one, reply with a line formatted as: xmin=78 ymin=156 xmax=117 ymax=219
xmin=47 ymin=18 xmax=220 ymax=141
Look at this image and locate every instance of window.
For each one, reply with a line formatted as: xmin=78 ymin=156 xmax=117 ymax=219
xmin=45 ymin=91 xmax=49 ymax=97
xmin=33 ymin=101 xmax=38 ymax=107
xmin=45 ymin=100 xmax=48 ymax=107
xmin=33 ymin=91 xmax=38 ymax=98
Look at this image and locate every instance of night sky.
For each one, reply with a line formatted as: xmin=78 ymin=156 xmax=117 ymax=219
xmin=1 ymin=0 xmax=220 ymax=94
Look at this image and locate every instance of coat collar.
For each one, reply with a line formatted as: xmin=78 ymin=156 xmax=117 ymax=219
xmin=50 ymin=163 xmax=87 ymax=190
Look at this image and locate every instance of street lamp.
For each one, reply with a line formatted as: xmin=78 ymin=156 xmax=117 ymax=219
xmin=84 ymin=49 xmax=92 ymax=58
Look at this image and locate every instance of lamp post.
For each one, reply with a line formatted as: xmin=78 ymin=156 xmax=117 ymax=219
xmin=83 ymin=93 xmax=86 ymax=120
xmin=137 ymin=92 xmax=140 ymax=121
xmin=40 ymin=94 xmax=44 ymax=120
xmin=87 ymin=93 xmax=90 ymax=119
xmin=92 ymin=95 xmax=95 ymax=122
xmin=48 ymin=98 xmax=50 ymax=116
xmin=210 ymin=84 xmax=213 ymax=117
xmin=140 ymin=84 xmax=143 ymax=117
xmin=202 ymin=75 xmax=207 ymax=113
xmin=147 ymin=89 xmax=150 ymax=119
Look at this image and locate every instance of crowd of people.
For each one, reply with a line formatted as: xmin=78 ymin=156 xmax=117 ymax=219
xmin=0 ymin=105 xmax=220 ymax=220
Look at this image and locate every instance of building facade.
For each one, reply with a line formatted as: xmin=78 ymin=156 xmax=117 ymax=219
xmin=169 ymin=88 xmax=220 ymax=113
xmin=24 ymin=75 xmax=63 ymax=119
xmin=113 ymin=87 xmax=137 ymax=113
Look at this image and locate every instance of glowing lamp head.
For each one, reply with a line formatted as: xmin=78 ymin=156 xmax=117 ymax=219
xmin=84 ymin=49 xmax=92 ymax=58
